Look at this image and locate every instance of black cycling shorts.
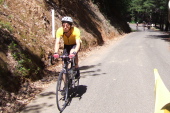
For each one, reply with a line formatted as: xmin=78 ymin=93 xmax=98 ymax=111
xmin=63 ymin=44 xmax=76 ymax=56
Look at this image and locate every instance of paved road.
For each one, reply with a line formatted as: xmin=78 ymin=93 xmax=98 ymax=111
xmin=21 ymin=24 xmax=170 ymax=113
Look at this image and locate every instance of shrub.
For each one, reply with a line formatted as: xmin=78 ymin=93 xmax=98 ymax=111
xmin=8 ymin=41 xmax=41 ymax=79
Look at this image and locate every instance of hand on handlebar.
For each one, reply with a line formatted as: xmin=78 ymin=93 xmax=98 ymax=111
xmin=53 ymin=53 xmax=59 ymax=59
xmin=69 ymin=54 xmax=75 ymax=59
xmin=69 ymin=52 xmax=77 ymax=59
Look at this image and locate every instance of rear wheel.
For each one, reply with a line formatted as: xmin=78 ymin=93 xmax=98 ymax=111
xmin=56 ymin=70 xmax=69 ymax=112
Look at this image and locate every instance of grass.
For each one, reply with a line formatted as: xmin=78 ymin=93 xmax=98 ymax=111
xmin=0 ymin=21 xmax=13 ymax=33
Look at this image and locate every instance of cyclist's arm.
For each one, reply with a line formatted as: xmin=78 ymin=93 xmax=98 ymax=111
xmin=74 ymin=28 xmax=81 ymax=53
xmin=74 ymin=39 xmax=81 ymax=53
xmin=54 ymin=37 xmax=60 ymax=53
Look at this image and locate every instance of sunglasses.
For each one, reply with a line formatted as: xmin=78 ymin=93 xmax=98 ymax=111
xmin=62 ymin=23 xmax=71 ymax=28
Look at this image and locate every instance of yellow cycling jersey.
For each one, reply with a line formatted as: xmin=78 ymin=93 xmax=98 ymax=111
xmin=56 ymin=26 xmax=81 ymax=45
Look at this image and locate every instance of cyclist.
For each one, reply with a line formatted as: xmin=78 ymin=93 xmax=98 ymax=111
xmin=143 ymin=21 xmax=146 ymax=30
xmin=53 ymin=16 xmax=81 ymax=78
xmin=136 ymin=22 xmax=138 ymax=27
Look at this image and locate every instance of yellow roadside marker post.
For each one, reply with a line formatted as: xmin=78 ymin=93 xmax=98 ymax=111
xmin=154 ymin=69 xmax=170 ymax=113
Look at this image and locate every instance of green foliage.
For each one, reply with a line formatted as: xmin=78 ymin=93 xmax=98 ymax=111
xmin=0 ymin=0 xmax=4 ymax=4
xmin=8 ymin=14 xmax=14 ymax=19
xmin=0 ymin=21 xmax=13 ymax=33
xmin=128 ymin=0 xmax=168 ymax=23
xmin=8 ymin=41 xmax=41 ymax=78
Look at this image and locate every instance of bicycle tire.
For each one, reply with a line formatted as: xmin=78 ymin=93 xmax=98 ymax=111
xmin=70 ymin=70 xmax=80 ymax=93
xmin=56 ymin=70 xmax=69 ymax=112
xmin=73 ymin=77 xmax=79 ymax=93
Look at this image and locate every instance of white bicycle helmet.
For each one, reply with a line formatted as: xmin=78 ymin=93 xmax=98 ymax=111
xmin=61 ymin=16 xmax=73 ymax=24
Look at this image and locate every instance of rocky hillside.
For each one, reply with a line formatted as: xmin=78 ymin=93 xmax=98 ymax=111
xmin=0 ymin=0 xmax=131 ymax=112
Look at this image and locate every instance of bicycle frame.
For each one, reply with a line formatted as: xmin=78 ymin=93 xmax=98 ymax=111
xmin=60 ymin=55 xmax=77 ymax=89
xmin=61 ymin=55 xmax=76 ymax=78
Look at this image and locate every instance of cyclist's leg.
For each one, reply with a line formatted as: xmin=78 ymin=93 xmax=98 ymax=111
xmin=69 ymin=45 xmax=80 ymax=78
xmin=62 ymin=45 xmax=70 ymax=83
xmin=69 ymin=45 xmax=79 ymax=68
xmin=75 ymin=54 xmax=79 ymax=68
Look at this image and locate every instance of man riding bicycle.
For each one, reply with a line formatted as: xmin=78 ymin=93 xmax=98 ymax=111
xmin=53 ymin=16 xmax=80 ymax=78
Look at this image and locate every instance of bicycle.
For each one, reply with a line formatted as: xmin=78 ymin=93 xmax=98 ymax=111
xmin=56 ymin=55 xmax=80 ymax=112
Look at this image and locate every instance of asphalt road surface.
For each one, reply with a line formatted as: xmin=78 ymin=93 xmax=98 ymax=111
xmin=21 ymin=24 xmax=170 ymax=113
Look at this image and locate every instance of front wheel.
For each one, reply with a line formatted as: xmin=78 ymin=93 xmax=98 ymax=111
xmin=70 ymin=70 xmax=80 ymax=94
xmin=56 ymin=70 xmax=69 ymax=112
xmin=73 ymin=77 xmax=79 ymax=93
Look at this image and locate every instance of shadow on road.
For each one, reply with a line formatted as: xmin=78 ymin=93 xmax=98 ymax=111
xmin=39 ymin=91 xmax=56 ymax=99
xmin=79 ymin=63 xmax=106 ymax=78
xmin=20 ymin=91 xmax=56 ymax=113
xmin=66 ymin=85 xmax=87 ymax=110
xmin=21 ymin=103 xmax=53 ymax=113
xmin=148 ymin=34 xmax=170 ymax=43
xmin=74 ymin=85 xmax=87 ymax=100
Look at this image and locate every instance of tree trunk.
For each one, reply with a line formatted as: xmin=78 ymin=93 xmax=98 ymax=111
xmin=165 ymin=21 xmax=169 ymax=31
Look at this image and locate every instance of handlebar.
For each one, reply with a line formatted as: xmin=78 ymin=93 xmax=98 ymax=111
xmin=59 ymin=55 xmax=69 ymax=59
xmin=59 ymin=55 xmax=76 ymax=67
xmin=59 ymin=55 xmax=75 ymax=59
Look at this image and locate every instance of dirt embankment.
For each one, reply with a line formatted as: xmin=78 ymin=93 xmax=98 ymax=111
xmin=0 ymin=0 xmax=131 ymax=112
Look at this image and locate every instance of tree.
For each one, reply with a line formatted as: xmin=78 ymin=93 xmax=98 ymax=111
xmin=128 ymin=0 xmax=169 ymax=30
